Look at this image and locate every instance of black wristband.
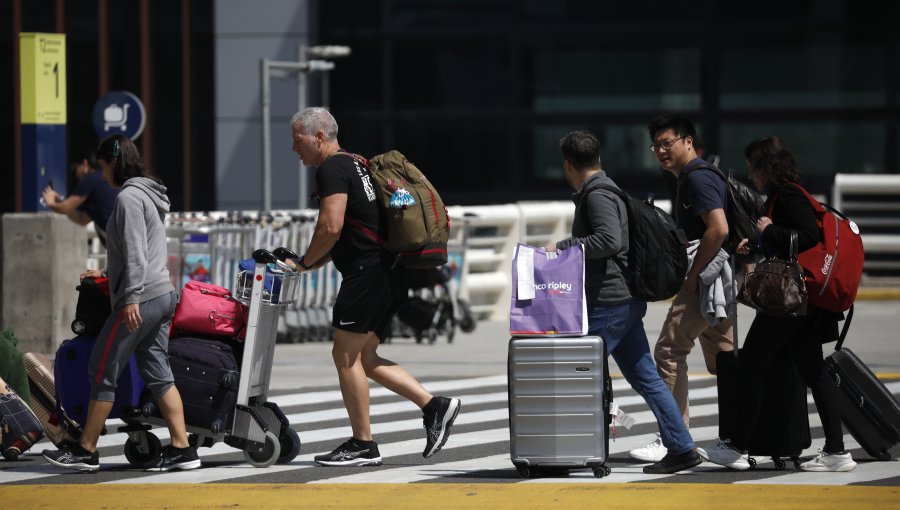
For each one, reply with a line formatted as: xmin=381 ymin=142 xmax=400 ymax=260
xmin=298 ymin=256 xmax=312 ymax=270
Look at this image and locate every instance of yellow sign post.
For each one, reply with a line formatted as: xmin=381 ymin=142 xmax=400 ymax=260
xmin=20 ymin=33 xmax=67 ymax=124
xmin=19 ymin=32 xmax=67 ymax=211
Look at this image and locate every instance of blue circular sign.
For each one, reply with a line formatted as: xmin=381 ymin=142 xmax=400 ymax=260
xmin=92 ymin=91 xmax=146 ymax=140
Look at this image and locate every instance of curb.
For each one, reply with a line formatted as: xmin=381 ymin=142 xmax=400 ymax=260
xmin=856 ymin=288 xmax=900 ymax=300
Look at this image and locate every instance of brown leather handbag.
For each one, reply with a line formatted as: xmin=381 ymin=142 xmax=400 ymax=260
xmin=740 ymin=231 xmax=808 ymax=317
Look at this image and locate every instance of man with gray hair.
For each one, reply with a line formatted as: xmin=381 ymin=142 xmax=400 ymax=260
xmin=288 ymin=107 xmax=461 ymax=466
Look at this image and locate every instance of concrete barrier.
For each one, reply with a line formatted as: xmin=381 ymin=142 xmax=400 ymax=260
xmin=832 ymin=173 xmax=900 ymax=273
xmin=2 ymin=213 xmax=86 ymax=353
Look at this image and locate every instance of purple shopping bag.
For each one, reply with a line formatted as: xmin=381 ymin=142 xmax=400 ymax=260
xmin=509 ymin=243 xmax=587 ymax=336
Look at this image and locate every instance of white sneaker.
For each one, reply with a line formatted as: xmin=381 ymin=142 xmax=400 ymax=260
xmin=800 ymin=449 xmax=857 ymax=472
xmin=629 ymin=434 xmax=666 ymax=463
xmin=697 ymin=438 xmax=751 ymax=471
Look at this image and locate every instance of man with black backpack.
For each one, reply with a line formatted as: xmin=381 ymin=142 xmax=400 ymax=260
xmin=629 ymin=115 xmax=735 ymax=463
xmin=287 ymin=107 xmax=461 ymax=466
xmin=548 ymin=131 xmax=702 ymax=474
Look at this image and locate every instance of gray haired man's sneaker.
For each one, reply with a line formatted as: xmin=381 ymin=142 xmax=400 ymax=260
xmin=422 ymin=396 xmax=461 ymax=458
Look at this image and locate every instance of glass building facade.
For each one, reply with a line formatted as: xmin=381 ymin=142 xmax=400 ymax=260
xmin=2 ymin=1 xmax=898 ymax=212
xmin=316 ymin=0 xmax=900 ymax=205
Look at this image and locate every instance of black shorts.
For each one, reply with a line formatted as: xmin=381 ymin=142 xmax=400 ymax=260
xmin=332 ymin=263 xmax=408 ymax=341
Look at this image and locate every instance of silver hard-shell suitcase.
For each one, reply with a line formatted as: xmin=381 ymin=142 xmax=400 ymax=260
xmin=508 ymin=336 xmax=611 ymax=478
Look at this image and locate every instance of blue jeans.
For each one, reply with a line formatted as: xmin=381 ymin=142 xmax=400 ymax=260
xmin=588 ymin=300 xmax=696 ymax=455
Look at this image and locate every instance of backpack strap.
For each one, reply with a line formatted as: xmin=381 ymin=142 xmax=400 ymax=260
xmin=580 ymin=183 xmax=630 ymax=271
xmin=678 ymin=162 xmax=727 ymax=200
xmin=328 ymin=152 xmax=402 ymax=266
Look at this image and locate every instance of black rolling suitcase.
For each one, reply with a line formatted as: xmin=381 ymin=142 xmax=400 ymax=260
xmin=716 ymin=348 xmax=811 ymax=469
xmin=715 ymin=302 xmax=810 ymax=470
xmin=825 ymin=308 xmax=900 ymax=460
xmin=141 ymin=337 xmax=239 ymax=435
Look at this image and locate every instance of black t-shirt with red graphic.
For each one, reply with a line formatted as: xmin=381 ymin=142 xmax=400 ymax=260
xmin=315 ymin=151 xmax=384 ymax=274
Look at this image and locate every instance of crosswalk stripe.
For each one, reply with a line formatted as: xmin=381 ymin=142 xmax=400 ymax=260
xmin=3 ymin=378 xmax=897 ymax=486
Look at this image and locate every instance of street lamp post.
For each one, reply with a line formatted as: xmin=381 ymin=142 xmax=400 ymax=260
xmin=259 ymin=45 xmax=350 ymax=211
xmin=293 ymin=45 xmax=352 ymax=210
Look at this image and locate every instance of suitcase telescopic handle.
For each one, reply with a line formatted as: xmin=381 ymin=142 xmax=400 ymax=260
xmin=833 ymin=305 xmax=854 ymax=351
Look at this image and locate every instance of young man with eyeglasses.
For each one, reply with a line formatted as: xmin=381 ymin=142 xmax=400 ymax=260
xmin=628 ymin=114 xmax=734 ymax=464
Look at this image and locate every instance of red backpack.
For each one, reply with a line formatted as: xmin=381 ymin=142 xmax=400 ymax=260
xmin=772 ymin=183 xmax=864 ymax=313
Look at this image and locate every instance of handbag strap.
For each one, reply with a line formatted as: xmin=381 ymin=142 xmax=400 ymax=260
xmin=833 ymin=305 xmax=855 ymax=351
xmin=788 ymin=230 xmax=798 ymax=261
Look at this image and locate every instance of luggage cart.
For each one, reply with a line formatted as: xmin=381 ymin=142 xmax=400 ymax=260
xmin=118 ymin=248 xmax=303 ymax=468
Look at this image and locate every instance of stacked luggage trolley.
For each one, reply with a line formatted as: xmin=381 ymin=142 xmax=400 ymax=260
xmin=118 ymin=248 xmax=302 ymax=468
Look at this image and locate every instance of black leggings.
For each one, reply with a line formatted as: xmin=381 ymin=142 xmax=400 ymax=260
xmin=731 ymin=309 xmax=845 ymax=453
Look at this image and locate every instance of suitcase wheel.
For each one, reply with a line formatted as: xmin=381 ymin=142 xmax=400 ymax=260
xmin=2 ymin=448 xmax=21 ymax=461
xmin=142 ymin=401 xmax=158 ymax=418
xmin=71 ymin=319 xmax=86 ymax=335
xmin=123 ymin=432 xmax=161 ymax=467
xmin=772 ymin=457 xmax=786 ymax=470
xmin=592 ymin=465 xmax=611 ymax=478
xmin=277 ymin=427 xmax=301 ymax=464
xmin=243 ymin=430 xmax=281 ymax=468
xmin=515 ymin=465 xmax=532 ymax=478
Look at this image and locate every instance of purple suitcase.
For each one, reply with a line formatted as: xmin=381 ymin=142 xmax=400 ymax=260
xmin=54 ymin=335 xmax=144 ymax=428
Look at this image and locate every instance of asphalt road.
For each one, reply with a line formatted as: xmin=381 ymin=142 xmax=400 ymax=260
xmin=2 ymin=299 xmax=898 ymax=492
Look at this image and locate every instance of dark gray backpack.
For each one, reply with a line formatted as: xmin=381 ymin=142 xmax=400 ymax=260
xmin=592 ymin=185 xmax=689 ymax=302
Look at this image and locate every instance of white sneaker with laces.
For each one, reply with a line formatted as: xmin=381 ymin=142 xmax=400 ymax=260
xmin=629 ymin=434 xmax=666 ymax=463
xmin=800 ymin=449 xmax=857 ymax=472
xmin=697 ymin=438 xmax=751 ymax=471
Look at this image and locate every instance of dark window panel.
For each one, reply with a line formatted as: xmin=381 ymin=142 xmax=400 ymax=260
xmin=519 ymin=0 xmax=705 ymax=25
xmin=189 ymin=0 xmax=216 ymax=212
xmin=0 ymin=0 xmax=14 ymax=213
xmin=66 ymin=1 xmax=100 ymax=167
xmin=21 ymin=0 xmax=58 ymax=32
xmin=318 ymin=0 xmax=382 ymax=32
xmin=522 ymin=47 xmax=701 ymax=112
xmin=321 ymin=42 xmax=384 ymax=112
xmin=148 ymin=0 xmax=183 ymax=206
xmin=393 ymin=118 xmax=512 ymax=204
xmin=388 ymin=0 xmax=510 ymax=29
xmin=720 ymin=45 xmax=886 ymax=109
xmin=719 ymin=121 xmax=887 ymax=192
xmin=393 ymin=42 xmax=510 ymax=110
xmin=106 ymin=1 xmax=142 ymax=93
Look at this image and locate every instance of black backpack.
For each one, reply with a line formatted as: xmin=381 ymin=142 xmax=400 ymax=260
xmin=682 ymin=164 xmax=766 ymax=254
xmin=592 ymin=185 xmax=689 ymax=302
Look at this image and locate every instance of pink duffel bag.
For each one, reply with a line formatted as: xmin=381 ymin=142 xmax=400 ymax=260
xmin=171 ymin=281 xmax=248 ymax=340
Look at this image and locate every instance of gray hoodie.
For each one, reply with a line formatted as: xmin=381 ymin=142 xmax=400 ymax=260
xmin=104 ymin=177 xmax=174 ymax=309
xmin=555 ymin=171 xmax=631 ymax=304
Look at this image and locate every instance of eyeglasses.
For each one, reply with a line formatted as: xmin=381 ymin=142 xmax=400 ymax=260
xmin=649 ymin=137 xmax=684 ymax=153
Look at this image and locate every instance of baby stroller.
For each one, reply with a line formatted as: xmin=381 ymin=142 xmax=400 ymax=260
xmin=392 ymin=263 xmax=476 ymax=344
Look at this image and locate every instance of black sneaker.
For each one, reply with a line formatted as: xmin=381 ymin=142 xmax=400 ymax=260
xmin=145 ymin=445 xmax=201 ymax=472
xmin=643 ymin=448 xmax=703 ymax=474
xmin=314 ymin=439 xmax=382 ymax=466
xmin=42 ymin=442 xmax=99 ymax=473
xmin=422 ymin=396 xmax=461 ymax=458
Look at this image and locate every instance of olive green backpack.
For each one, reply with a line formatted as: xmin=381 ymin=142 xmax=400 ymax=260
xmin=340 ymin=150 xmax=450 ymax=269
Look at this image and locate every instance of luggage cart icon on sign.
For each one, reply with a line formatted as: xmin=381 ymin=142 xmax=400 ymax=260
xmin=104 ymin=103 xmax=131 ymax=131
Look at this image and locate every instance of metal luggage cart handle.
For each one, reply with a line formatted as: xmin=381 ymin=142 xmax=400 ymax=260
xmin=235 ymin=248 xmax=303 ymax=306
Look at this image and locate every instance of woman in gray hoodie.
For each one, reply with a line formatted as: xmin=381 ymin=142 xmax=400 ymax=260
xmin=43 ymin=135 xmax=200 ymax=473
